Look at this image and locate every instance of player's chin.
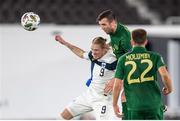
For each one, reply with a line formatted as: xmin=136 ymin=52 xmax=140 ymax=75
xmin=104 ymin=30 xmax=112 ymax=34
xmin=93 ymin=56 xmax=100 ymax=60
xmin=105 ymin=31 xmax=111 ymax=34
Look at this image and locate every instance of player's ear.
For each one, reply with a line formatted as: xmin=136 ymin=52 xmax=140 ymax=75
xmin=131 ymin=40 xmax=135 ymax=46
xmin=144 ymin=40 xmax=148 ymax=46
xmin=110 ymin=19 xmax=116 ymax=25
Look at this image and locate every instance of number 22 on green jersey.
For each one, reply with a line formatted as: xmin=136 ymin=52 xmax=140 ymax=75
xmin=125 ymin=59 xmax=154 ymax=84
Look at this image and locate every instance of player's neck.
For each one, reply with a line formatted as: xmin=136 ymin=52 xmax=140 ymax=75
xmin=133 ymin=44 xmax=145 ymax=48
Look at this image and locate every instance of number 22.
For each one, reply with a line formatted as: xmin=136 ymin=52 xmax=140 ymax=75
xmin=125 ymin=59 xmax=154 ymax=84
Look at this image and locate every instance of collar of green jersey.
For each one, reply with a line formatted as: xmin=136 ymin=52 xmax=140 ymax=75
xmin=110 ymin=23 xmax=123 ymax=36
xmin=132 ymin=46 xmax=147 ymax=52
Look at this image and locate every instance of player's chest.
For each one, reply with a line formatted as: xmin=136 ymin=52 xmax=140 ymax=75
xmin=92 ymin=63 xmax=114 ymax=78
xmin=110 ymin=37 xmax=122 ymax=51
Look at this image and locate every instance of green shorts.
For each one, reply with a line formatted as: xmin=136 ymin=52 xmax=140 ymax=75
xmin=122 ymin=102 xmax=128 ymax=120
xmin=128 ymin=107 xmax=164 ymax=120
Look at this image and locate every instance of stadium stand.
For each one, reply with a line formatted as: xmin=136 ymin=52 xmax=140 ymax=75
xmin=0 ymin=0 xmax=150 ymax=24
xmin=0 ymin=0 xmax=179 ymax=24
xmin=144 ymin=0 xmax=180 ymax=22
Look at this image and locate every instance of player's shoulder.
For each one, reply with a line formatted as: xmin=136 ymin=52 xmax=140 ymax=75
xmin=123 ymin=50 xmax=133 ymax=57
xmin=147 ymin=50 xmax=162 ymax=57
xmin=118 ymin=22 xmax=127 ymax=28
xmin=118 ymin=51 xmax=131 ymax=62
xmin=105 ymin=49 xmax=116 ymax=57
xmin=100 ymin=49 xmax=117 ymax=63
xmin=118 ymin=22 xmax=130 ymax=32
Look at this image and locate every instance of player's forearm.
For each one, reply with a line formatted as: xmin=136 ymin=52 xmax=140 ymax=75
xmin=162 ymin=73 xmax=173 ymax=93
xmin=159 ymin=66 xmax=173 ymax=93
xmin=113 ymin=78 xmax=122 ymax=107
xmin=64 ymin=42 xmax=85 ymax=58
xmin=55 ymin=35 xmax=85 ymax=58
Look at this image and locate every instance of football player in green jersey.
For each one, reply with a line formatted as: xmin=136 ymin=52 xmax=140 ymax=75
xmin=97 ymin=10 xmax=131 ymax=59
xmin=113 ymin=28 xmax=173 ymax=120
xmin=97 ymin=9 xmax=132 ymax=119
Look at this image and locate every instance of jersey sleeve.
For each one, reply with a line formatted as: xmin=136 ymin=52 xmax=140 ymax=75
xmin=83 ymin=51 xmax=90 ymax=60
xmin=157 ymin=54 xmax=166 ymax=69
xmin=114 ymin=56 xmax=124 ymax=80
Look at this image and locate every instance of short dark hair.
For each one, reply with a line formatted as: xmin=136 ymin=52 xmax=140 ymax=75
xmin=132 ymin=29 xmax=147 ymax=44
xmin=96 ymin=9 xmax=117 ymax=22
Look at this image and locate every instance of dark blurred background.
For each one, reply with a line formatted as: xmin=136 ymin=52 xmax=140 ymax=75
xmin=0 ymin=0 xmax=179 ymax=25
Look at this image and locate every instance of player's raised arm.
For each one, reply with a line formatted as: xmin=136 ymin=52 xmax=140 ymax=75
xmin=158 ymin=66 xmax=173 ymax=95
xmin=55 ymin=35 xmax=85 ymax=58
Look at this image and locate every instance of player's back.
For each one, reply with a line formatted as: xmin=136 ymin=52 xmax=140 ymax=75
xmin=122 ymin=46 xmax=165 ymax=111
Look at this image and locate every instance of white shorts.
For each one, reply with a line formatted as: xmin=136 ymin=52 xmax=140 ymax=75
xmin=66 ymin=88 xmax=121 ymax=120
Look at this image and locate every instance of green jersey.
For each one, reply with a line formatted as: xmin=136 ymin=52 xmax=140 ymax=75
xmin=115 ymin=46 xmax=165 ymax=111
xmin=110 ymin=23 xmax=132 ymax=59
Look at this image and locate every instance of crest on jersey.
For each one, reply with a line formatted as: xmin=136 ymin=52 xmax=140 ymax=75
xmin=113 ymin=44 xmax=119 ymax=51
xmin=101 ymin=62 xmax=106 ymax=68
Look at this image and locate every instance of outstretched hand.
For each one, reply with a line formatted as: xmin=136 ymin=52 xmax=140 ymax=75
xmin=55 ymin=35 xmax=67 ymax=45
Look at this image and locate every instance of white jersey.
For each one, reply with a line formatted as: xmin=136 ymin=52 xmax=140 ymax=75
xmin=66 ymin=50 xmax=121 ymax=120
xmin=83 ymin=50 xmax=117 ymax=95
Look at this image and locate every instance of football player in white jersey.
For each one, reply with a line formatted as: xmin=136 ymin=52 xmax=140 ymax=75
xmin=55 ymin=35 xmax=122 ymax=120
